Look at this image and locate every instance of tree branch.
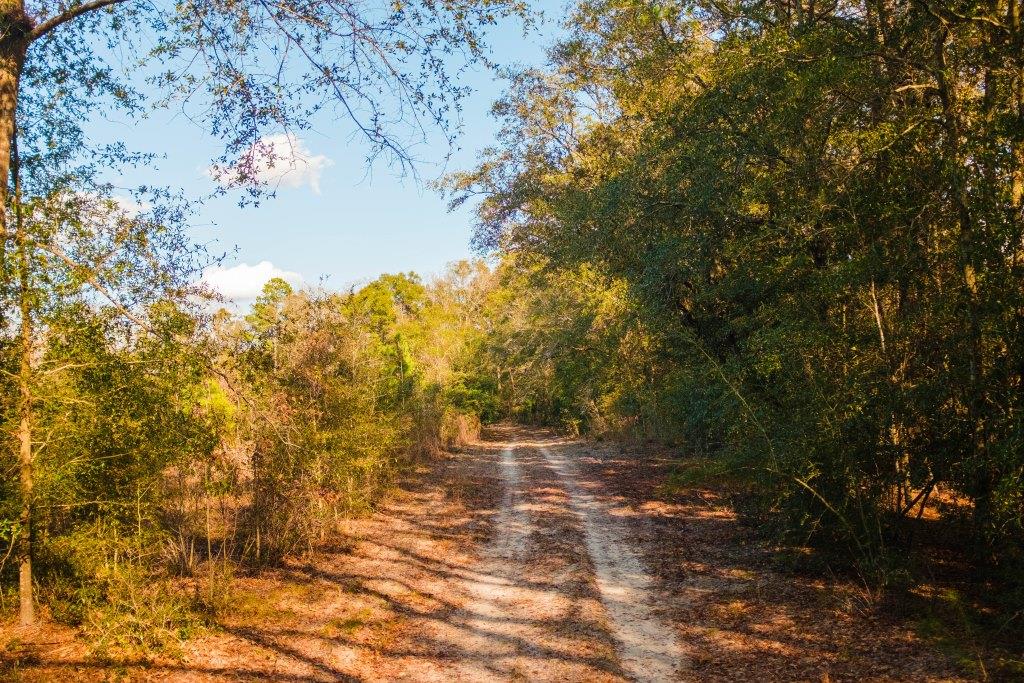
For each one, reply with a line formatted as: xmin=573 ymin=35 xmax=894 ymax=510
xmin=30 ymin=0 xmax=131 ymax=41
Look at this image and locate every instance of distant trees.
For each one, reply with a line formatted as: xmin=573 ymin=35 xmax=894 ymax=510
xmin=453 ymin=0 xmax=1024 ymax=573
xmin=171 ymin=267 xmax=490 ymax=570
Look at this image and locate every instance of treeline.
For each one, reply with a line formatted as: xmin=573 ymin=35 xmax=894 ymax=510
xmin=0 ymin=260 xmax=492 ymax=651
xmin=451 ymin=0 xmax=1024 ymax=580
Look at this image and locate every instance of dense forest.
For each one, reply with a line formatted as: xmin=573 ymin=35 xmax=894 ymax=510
xmin=1 ymin=0 xmax=1023 ymax=672
xmin=452 ymin=0 xmax=1024 ymax=577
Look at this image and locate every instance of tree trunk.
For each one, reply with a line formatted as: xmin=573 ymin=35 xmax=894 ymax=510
xmin=16 ymin=285 xmax=33 ymax=627
xmin=0 ymin=1 xmax=29 ymax=211
xmin=1011 ymin=0 xmax=1023 ymax=209
xmin=13 ymin=152 xmax=33 ymax=627
xmin=3 ymin=3 xmax=31 ymax=621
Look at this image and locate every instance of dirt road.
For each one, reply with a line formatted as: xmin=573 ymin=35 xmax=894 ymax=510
xmin=5 ymin=426 xmax=966 ymax=681
xmin=438 ymin=434 xmax=686 ymax=682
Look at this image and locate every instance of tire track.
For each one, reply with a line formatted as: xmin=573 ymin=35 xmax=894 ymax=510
xmin=541 ymin=444 xmax=689 ymax=682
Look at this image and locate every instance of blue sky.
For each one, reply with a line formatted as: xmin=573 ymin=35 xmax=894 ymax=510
xmin=89 ymin=2 xmax=565 ymax=303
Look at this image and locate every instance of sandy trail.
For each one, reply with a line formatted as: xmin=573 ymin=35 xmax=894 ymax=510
xmin=447 ymin=443 xmax=538 ymax=681
xmin=444 ymin=434 xmax=685 ymax=681
xmin=434 ymin=436 xmax=615 ymax=681
xmin=4 ymin=426 xmax=969 ymax=682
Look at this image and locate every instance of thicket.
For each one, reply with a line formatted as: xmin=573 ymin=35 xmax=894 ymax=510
xmin=0 ymin=263 xmax=489 ymax=651
xmin=451 ymin=0 xmax=1024 ymax=586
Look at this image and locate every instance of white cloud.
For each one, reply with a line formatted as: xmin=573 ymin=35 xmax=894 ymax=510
xmin=208 ymin=133 xmax=333 ymax=194
xmin=111 ymin=195 xmax=151 ymax=217
xmin=200 ymin=261 xmax=304 ymax=302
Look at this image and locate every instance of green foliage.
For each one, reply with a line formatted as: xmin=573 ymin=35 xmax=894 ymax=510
xmin=39 ymin=522 xmax=199 ymax=659
xmin=0 ymin=302 xmax=216 ymax=648
xmin=452 ymin=0 xmax=1024 ymax=586
xmin=1 ymin=0 xmax=529 ymax=647
xmin=1 ymin=261 xmax=493 ymax=653
xmin=5 ymin=0 xmax=1023 ymax=656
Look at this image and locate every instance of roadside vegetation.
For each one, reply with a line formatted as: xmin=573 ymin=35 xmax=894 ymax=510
xmin=0 ymin=263 xmax=493 ymax=657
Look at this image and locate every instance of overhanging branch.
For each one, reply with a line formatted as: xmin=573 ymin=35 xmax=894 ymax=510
xmin=30 ymin=0 xmax=131 ymax=41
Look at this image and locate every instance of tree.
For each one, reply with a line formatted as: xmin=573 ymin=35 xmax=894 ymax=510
xmin=3 ymin=185 xmax=208 ymax=626
xmin=206 ymin=271 xmax=490 ymax=565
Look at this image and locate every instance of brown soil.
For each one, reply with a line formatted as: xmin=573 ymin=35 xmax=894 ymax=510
xmin=1 ymin=426 xmax=974 ymax=681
